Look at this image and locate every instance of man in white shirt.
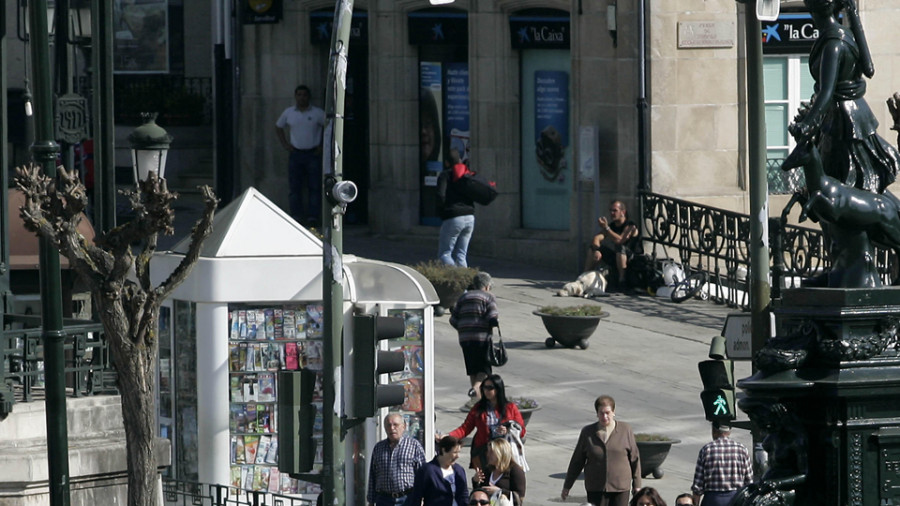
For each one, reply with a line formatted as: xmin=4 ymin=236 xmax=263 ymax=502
xmin=275 ymin=85 xmax=326 ymax=225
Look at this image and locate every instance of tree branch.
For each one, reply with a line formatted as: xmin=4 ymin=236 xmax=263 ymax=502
xmin=157 ymin=185 xmax=217 ymax=301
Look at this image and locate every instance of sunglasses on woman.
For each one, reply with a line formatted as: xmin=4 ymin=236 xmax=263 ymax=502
xmin=469 ymin=500 xmax=490 ymax=505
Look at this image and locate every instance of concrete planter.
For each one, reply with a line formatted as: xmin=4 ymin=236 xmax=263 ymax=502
xmin=636 ymin=438 xmax=680 ymax=479
xmin=533 ymin=310 xmax=608 ymax=349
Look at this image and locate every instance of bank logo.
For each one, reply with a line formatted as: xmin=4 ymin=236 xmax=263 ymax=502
xmin=431 ymin=23 xmax=445 ymax=41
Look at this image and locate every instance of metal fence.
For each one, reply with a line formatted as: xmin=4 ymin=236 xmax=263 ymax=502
xmin=163 ymin=480 xmax=315 ymax=506
xmin=0 ymin=314 xmax=114 ymax=415
xmin=639 ymin=191 xmax=899 ymax=309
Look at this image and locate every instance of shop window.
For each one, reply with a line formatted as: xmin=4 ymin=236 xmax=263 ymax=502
xmin=764 ymin=55 xmax=814 ymax=194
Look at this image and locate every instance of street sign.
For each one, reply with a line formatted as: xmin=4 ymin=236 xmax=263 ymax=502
xmin=722 ymin=312 xmax=752 ymax=360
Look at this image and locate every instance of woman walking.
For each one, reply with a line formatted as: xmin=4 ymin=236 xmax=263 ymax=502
xmin=561 ymin=395 xmax=641 ymax=506
xmin=445 ymin=374 xmax=525 ymax=469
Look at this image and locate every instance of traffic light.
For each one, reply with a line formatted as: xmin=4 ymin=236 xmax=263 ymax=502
xmin=277 ymin=369 xmax=317 ymax=475
xmin=349 ymin=314 xmax=407 ymax=418
xmin=698 ymin=336 xmax=736 ymax=422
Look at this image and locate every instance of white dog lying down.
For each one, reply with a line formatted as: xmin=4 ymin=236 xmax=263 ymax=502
xmin=557 ymin=270 xmax=607 ymax=297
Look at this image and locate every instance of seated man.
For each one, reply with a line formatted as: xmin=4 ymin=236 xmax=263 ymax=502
xmin=584 ymin=200 xmax=640 ymax=290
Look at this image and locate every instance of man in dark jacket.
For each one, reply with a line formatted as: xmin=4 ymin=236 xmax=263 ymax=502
xmin=437 ymin=149 xmax=475 ymax=267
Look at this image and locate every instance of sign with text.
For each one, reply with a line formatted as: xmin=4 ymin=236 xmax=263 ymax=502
xmin=677 ymin=21 xmax=734 ymax=49
xmin=509 ymin=15 xmax=570 ymax=49
xmin=408 ymin=11 xmax=468 ymax=46
xmin=761 ymin=12 xmax=820 ymax=55
xmin=721 ymin=312 xmax=752 ymax=359
xmin=309 ymin=10 xmax=368 ymax=45
xmin=444 ymin=63 xmax=470 ymax=164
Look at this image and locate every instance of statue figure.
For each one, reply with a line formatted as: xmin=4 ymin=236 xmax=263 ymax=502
xmin=781 ymin=0 xmax=900 ymax=287
xmin=732 ymin=400 xmax=808 ymax=506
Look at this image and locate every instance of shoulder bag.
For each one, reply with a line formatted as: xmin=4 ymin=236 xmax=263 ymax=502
xmin=487 ymin=327 xmax=508 ymax=367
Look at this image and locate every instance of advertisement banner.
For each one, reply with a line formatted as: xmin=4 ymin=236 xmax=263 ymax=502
xmin=444 ymin=63 xmax=470 ymax=164
xmin=420 ymin=62 xmax=443 ymax=187
xmin=114 ymin=0 xmax=169 ymax=73
xmin=534 ymin=70 xmax=569 ymax=182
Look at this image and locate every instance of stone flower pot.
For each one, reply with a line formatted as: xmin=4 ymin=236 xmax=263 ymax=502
xmin=533 ymin=307 xmax=608 ymax=349
xmin=635 ymin=436 xmax=680 ymax=479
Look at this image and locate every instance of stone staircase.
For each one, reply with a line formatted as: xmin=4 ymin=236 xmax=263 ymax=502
xmin=0 ymin=395 xmax=170 ymax=505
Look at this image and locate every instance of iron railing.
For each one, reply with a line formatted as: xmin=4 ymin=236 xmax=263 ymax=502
xmin=163 ymin=480 xmax=315 ymax=506
xmin=639 ymin=191 xmax=899 ymax=310
xmin=0 ymin=314 xmax=115 ymax=415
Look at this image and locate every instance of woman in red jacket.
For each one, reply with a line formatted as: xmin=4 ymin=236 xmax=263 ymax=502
xmin=446 ymin=374 xmax=525 ymax=469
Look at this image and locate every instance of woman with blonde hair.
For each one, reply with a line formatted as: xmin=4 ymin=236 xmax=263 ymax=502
xmin=472 ymin=438 xmax=526 ymax=505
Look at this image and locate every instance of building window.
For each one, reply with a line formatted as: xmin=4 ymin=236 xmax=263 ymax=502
xmin=764 ymin=55 xmax=814 ymax=194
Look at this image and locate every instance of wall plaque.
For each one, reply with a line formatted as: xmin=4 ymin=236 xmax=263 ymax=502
xmin=677 ymin=21 xmax=734 ymax=49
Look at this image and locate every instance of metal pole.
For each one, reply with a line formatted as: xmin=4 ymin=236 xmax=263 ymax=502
xmin=743 ymin=5 xmax=772 ymax=360
xmin=1 ymin=0 xmax=10 ymax=316
xmin=28 ymin=0 xmax=70 ymax=504
xmin=92 ymin=0 xmax=115 ymax=232
xmin=322 ymin=1 xmax=354 ymax=504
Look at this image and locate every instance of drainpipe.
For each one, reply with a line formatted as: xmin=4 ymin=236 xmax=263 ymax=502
xmin=636 ymin=0 xmax=650 ymax=194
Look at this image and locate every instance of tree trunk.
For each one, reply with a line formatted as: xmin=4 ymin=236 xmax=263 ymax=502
xmin=98 ymin=295 xmax=160 ymax=506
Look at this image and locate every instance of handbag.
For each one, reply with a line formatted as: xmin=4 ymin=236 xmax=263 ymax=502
xmin=458 ymin=173 xmax=498 ymax=205
xmin=487 ymin=328 xmax=508 ymax=367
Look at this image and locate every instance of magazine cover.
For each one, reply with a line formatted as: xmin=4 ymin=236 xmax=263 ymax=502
xmin=306 ymin=304 xmax=324 ymax=338
xmin=268 ymin=467 xmax=281 ymax=493
xmin=284 ymin=342 xmax=299 ymax=370
xmin=230 ymin=375 xmax=243 ymax=403
xmin=257 ymin=404 xmax=273 ymax=433
xmin=264 ymin=309 xmax=275 ymax=337
xmin=230 ymin=465 xmax=242 ymax=488
xmin=247 ymin=310 xmax=258 ymax=339
xmin=258 ymin=373 xmax=276 ymax=402
xmin=256 ymin=435 xmax=272 ymax=464
xmin=265 ymin=435 xmax=279 ymax=464
xmin=273 ymin=309 xmax=284 ymax=339
xmin=229 ymin=344 xmax=242 ymax=372
xmin=254 ymin=466 xmax=270 ymax=491
xmin=243 ymin=435 xmax=260 ymax=464
xmin=283 ymin=310 xmax=296 ymax=339
xmin=235 ymin=436 xmax=246 ymax=464
xmin=238 ymin=310 xmax=248 ymax=339
xmin=255 ymin=309 xmax=267 ymax=340
xmin=400 ymin=378 xmax=424 ymax=412
xmin=263 ymin=343 xmax=282 ymax=370
xmin=230 ymin=310 xmax=240 ymax=339
xmin=242 ymin=374 xmax=258 ymax=403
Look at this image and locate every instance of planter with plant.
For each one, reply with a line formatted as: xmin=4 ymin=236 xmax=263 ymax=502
xmin=634 ymin=433 xmax=681 ymax=479
xmin=532 ymin=305 xmax=609 ymax=349
xmin=412 ymin=260 xmax=478 ymax=309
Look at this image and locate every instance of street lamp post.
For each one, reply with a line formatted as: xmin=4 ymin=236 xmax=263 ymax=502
xmin=27 ymin=0 xmax=69 ymax=503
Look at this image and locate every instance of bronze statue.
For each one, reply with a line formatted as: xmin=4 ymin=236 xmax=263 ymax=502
xmin=782 ymin=0 xmax=900 ymax=287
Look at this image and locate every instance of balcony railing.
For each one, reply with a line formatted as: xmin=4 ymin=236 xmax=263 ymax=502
xmin=163 ymin=480 xmax=315 ymax=506
xmin=0 ymin=314 xmax=115 ymax=415
xmin=639 ymin=191 xmax=899 ymax=310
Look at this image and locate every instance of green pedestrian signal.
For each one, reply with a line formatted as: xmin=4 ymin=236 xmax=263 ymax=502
xmin=698 ymin=353 xmax=736 ymax=422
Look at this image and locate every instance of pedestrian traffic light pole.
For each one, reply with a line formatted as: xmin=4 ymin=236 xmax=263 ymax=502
xmin=322 ymin=1 xmax=355 ymax=504
xmin=28 ymin=0 xmax=70 ymax=504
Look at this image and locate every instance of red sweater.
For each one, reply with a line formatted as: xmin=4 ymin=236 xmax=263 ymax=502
xmin=449 ymin=403 xmax=526 ymax=449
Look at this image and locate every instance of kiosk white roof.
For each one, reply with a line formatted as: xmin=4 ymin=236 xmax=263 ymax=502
xmin=152 ymin=187 xmax=438 ymax=305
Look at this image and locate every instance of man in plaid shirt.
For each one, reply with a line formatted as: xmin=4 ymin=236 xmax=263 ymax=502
xmin=449 ymin=272 xmax=499 ymax=400
xmin=691 ymin=422 xmax=753 ymax=506
xmin=367 ymin=414 xmax=426 ymax=506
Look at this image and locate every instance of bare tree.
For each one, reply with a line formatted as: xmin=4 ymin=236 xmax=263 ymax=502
xmin=16 ymin=164 xmax=217 ymax=506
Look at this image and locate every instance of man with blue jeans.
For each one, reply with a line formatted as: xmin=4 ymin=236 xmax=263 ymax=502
xmin=437 ymin=149 xmax=475 ymax=266
xmin=275 ymin=85 xmax=326 ymax=225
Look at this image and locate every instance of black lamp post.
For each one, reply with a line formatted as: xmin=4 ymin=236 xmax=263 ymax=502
xmin=128 ymin=113 xmax=172 ymax=182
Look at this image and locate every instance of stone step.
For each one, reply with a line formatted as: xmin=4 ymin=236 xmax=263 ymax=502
xmin=0 ymin=395 xmax=123 ymax=443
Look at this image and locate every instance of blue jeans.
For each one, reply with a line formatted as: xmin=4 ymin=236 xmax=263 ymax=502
xmin=288 ymin=148 xmax=322 ymax=222
xmin=438 ymin=214 xmax=475 ymax=267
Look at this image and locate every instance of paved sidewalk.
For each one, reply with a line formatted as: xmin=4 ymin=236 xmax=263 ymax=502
xmin=342 ymin=229 xmax=754 ymax=505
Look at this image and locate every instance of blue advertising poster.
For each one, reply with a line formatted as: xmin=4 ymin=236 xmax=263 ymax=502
xmin=521 ymin=51 xmax=571 ymax=230
xmin=444 ymin=63 xmax=470 ymax=164
xmin=420 ymin=62 xmax=443 ymax=183
xmin=534 ymin=70 xmax=569 ymax=182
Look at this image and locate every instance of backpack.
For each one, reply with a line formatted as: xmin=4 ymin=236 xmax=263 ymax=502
xmin=627 ymin=254 xmax=665 ymax=292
